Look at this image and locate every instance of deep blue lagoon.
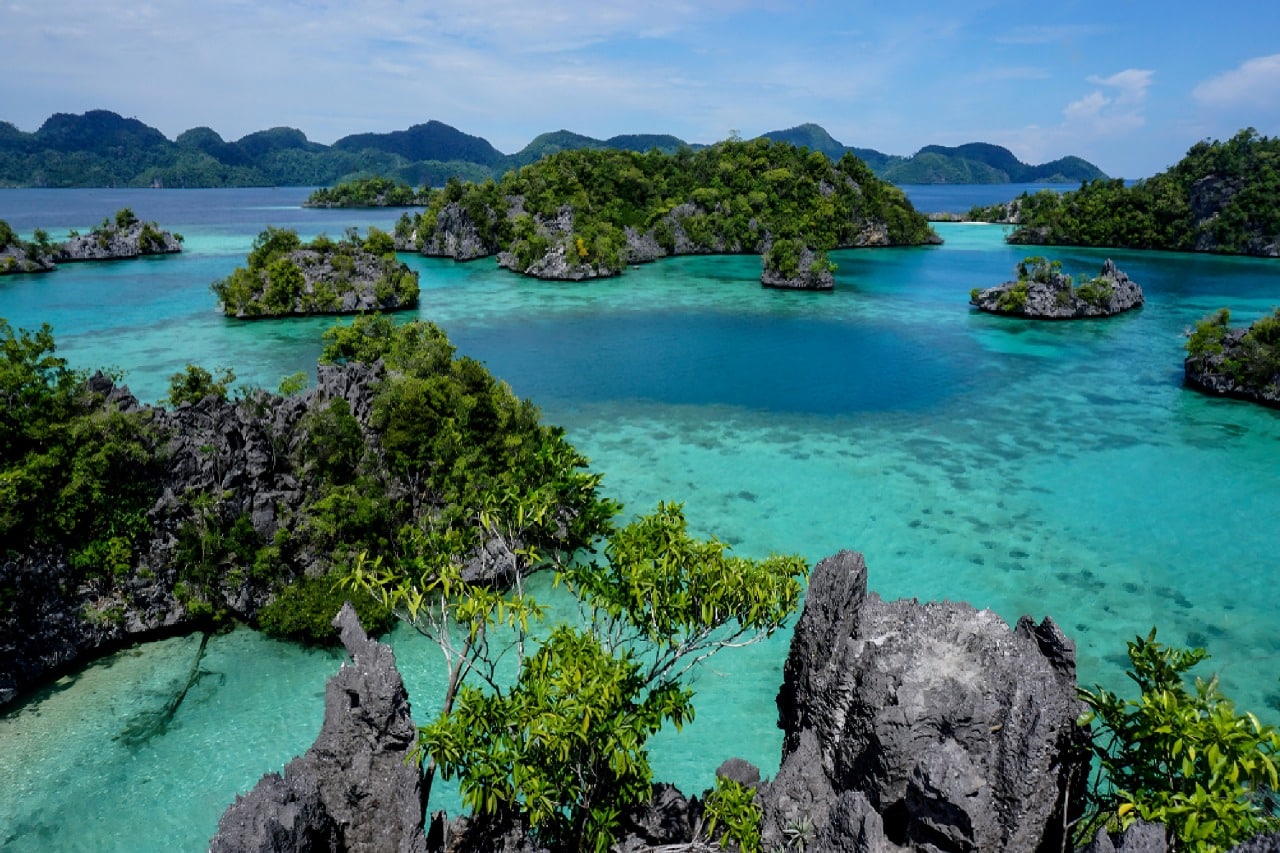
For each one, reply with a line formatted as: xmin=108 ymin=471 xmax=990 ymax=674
xmin=1 ymin=187 xmax=1278 ymax=851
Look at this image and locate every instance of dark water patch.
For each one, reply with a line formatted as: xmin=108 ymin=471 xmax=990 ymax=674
xmin=970 ymin=556 xmax=986 ymax=566
xmin=1075 ymin=623 xmax=1090 ymax=634
xmin=1121 ymin=582 xmax=1141 ymax=595
xmin=1009 ymin=549 xmax=1030 ymax=560
xmin=736 ymin=490 xmax=758 ymax=503
xmin=963 ymin=516 xmax=991 ymax=534
xmin=908 ymin=519 xmax=926 ymax=529
xmin=1187 ymin=631 xmax=1209 ymax=648
xmin=455 ymin=312 xmax=968 ymax=415
xmin=949 ymin=477 xmax=972 ymax=491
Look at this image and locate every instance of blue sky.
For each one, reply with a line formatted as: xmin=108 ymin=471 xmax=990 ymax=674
xmin=4 ymin=0 xmax=1279 ymax=178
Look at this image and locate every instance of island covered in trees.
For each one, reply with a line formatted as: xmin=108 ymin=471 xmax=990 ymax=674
xmin=211 ymin=226 xmax=419 ymax=317
xmin=392 ymin=137 xmax=939 ymax=285
xmin=969 ymin=129 xmax=1279 ymax=257
xmin=302 ymin=175 xmax=429 ymax=208
xmin=1184 ymin=307 xmax=1280 ymax=407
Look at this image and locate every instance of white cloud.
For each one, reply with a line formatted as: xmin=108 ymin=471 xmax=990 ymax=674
xmin=1192 ymin=54 xmax=1280 ymax=110
xmin=1061 ymin=69 xmax=1152 ymax=135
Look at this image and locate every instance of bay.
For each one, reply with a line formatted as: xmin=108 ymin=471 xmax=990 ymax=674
xmin=1 ymin=187 xmax=1279 ymax=851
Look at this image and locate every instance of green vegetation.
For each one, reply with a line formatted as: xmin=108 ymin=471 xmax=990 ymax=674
xmin=352 ymin=498 xmax=806 ymax=852
xmin=1009 ymin=129 xmax=1280 ymax=255
xmin=1078 ymin=630 xmax=1280 ymax=851
xmin=257 ymin=573 xmax=394 ymax=644
xmin=303 ymin=176 xmax=430 ymax=208
xmin=166 ymin=365 xmax=235 ymax=406
xmin=410 ymin=137 xmax=935 ymax=276
xmin=0 ymin=320 xmax=162 ymax=578
xmin=702 ymin=776 xmax=764 ymax=852
xmin=1185 ymin=307 xmax=1280 ymax=393
xmin=0 ymin=220 xmax=57 ymax=274
xmin=211 ymin=226 xmax=417 ymax=317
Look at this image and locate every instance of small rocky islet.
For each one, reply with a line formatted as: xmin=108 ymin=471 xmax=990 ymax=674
xmin=0 ymin=207 xmax=182 ymax=275
xmin=1183 ymin=306 xmax=1280 ymax=408
xmin=211 ymin=226 xmax=419 ymax=318
xmin=970 ymin=257 xmax=1144 ymax=319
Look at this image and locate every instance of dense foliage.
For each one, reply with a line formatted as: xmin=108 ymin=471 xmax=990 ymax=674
xmin=355 ymin=499 xmax=807 ymax=853
xmin=0 ymin=320 xmax=163 ymax=578
xmin=408 ymin=137 xmax=936 ymax=276
xmin=1079 ymin=631 xmax=1280 ymax=851
xmin=1184 ymin=307 xmax=1280 ymax=397
xmin=1007 ymin=129 xmax=1280 ymax=255
xmin=211 ymin=226 xmax=418 ymax=317
xmin=303 ymin=176 xmax=430 ymax=208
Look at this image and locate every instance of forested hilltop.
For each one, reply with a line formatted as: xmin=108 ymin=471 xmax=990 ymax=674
xmin=1002 ymin=129 xmax=1279 ymax=257
xmin=0 ymin=109 xmax=1106 ymax=188
xmin=395 ymin=137 xmax=938 ymax=282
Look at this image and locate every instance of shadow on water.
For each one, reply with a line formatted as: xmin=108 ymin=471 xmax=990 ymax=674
xmin=114 ymin=633 xmax=220 ymax=747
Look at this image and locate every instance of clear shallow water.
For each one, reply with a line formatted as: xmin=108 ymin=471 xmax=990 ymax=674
xmin=2 ymin=188 xmax=1280 ymax=851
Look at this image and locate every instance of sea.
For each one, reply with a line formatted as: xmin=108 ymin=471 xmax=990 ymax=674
xmin=1 ymin=184 xmax=1278 ymax=851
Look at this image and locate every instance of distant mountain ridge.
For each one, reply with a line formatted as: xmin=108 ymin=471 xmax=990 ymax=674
xmin=759 ymin=123 xmax=1106 ymax=184
xmin=0 ymin=110 xmax=1107 ymax=188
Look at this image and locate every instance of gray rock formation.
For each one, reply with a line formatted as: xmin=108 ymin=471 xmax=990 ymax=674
xmin=210 ymin=603 xmax=427 ymax=853
xmin=971 ymin=258 xmax=1143 ymax=319
xmin=1184 ymin=314 xmax=1280 ymax=408
xmin=58 ymin=220 xmax=182 ymax=261
xmin=0 ymin=359 xmax=510 ymax=707
xmin=0 ymin=243 xmax=57 ymax=274
xmin=760 ymin=549 xmax=1088 ymax=853
xmin=419 ymin=201 xmax=499 ymax=260
xmin=761 ymin=242 xmax=835 ymax=291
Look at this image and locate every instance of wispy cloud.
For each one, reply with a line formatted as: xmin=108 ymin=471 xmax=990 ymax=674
xmin=994 ymin=24 xmax=1103 ymax=45
xmin=1062 ymin=68 xmax=1153 ymax=134
xmin=1192 ymin=53 xmax=1280 ymax=110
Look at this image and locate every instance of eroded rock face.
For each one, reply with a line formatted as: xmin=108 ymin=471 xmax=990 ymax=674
xmin=419 ymin=202 xmax=498 ymax=260
xmin=210 ymin=603 xmax=426 ymax=853
xmin=761 ymin=243 xmax=835 ymax=291
xmin=761 ymin=550 xmax=1088 ymax=853
xmin=58 ymin=221 xmax=182 ymax=261
xmin=971 ymin=258 xmax=1143 ymax=319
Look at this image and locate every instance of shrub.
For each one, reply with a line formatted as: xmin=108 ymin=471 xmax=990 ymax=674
xmin=703 ymin=776 xmax=763 ymax=852
xmin=167 ymin=365 xmax=235 ymax=406
xmin=257 ymin=573 xmax=394 ymax=645
xmin=1078 ymin=630 xmax=1280 ymax=851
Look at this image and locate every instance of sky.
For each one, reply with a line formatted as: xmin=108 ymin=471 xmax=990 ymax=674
xmin=3 ymin=0 xmax=1279 ymax=179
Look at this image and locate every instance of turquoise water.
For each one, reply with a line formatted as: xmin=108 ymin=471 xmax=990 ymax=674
xmin=2 ymin=188 xmax=1279 ymax=851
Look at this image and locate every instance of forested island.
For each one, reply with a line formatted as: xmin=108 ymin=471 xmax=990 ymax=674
xmin=0 ymin=109 xmax=1107 ymax=188
xmin=394 ymin=137 xmax=938 ymax=284
xmin=211 ymin=226 xmax=418 ymax=317
xmin=1184 ymin=307 xmax=1280 ymax=407
xmin=0 ymin=207 xmax=181 ymax=275
xmin=979 ymin=129 xmax=1279 ymax=257
xmin=303 ymin=176 xmax=429 ymax=208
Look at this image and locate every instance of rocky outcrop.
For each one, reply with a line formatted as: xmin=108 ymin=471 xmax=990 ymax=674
xmin=210 ymin=604 xmax=427 ymax=853
xmin=497 ymin=206 xmax=615 ymax=281
xmin=971 ymin=258 xmax=1143 ymax=319
xmin=419 ymin=201 xmax=500 ymax=260
xmin=216 ymin=248 xmax=418 ymax=318
xmin=760 ymin=549 xmax=1088 ymax=853
xmin=1184 ymin=311 xmax=1280 ymax=408
xmin=57 ymin=220 xmax=182 ymax=261
xmin=761 ymin=241 xmax=835 ymax=291
xmin=0 ymin=243 xmax=57 ymax=274
xmin=1188 ymin=175 xmax=1279 ymax=257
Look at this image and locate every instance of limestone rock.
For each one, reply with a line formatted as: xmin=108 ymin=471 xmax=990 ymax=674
xmin=971 ymin=258 xmax=1143 ymax=319
xmin=761 ymin=242 xmax=835 ymax=291
xmin=761 ymin=550 xmax=1088 ymax=853
xmin=1184 ymin=314 xmax=1280 ymax=408
xmin=210 ymin=604 xmax=426 ymax=852
xmin=58 ymin=220 xmax=182 ymax=261
xmin=419 ymin=201 xmax=498 ymax=260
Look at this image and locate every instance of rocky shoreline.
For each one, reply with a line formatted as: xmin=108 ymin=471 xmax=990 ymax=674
xmin=206 ymin=552 xmax=1280 ymax=852
xmin=1184 ymin=308 xmax=1280 ymax=408
xmin=0 ymin=209 xmax=182 ymax=276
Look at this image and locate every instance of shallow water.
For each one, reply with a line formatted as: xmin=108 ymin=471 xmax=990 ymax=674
xmin=2 ymin=188 xmax=1279 ymax=851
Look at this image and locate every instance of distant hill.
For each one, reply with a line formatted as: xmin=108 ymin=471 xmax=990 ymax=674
xmin=0 ymin=110 xmax=1107 ymax=188
xmin=759 ymin=124 xmax=1106 ymax=184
